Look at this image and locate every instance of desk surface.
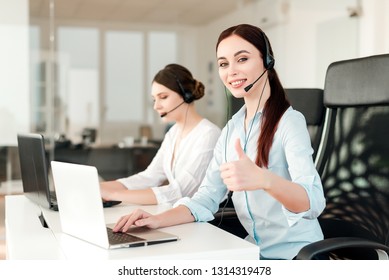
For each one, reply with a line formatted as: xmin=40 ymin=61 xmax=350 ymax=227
xmin=5 ymin=195 xmax=259 ymax=260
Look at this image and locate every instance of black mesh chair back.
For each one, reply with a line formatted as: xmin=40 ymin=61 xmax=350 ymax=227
xmin=297 ymin=54 xmax=389 ymax=260
xmin=285 ymin=88 xmax=325 ymax=160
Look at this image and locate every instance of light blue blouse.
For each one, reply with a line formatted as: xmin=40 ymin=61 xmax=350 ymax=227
xmin=175 ymin=105 xmax=326 ymax=260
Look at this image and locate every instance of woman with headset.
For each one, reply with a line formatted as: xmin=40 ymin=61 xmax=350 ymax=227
xmin=112 ymin=24 xmax=325 ymax=260
xmin=100 ymin=64 xmax=221 ymax=205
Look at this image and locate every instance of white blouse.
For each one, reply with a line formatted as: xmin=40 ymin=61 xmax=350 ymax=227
xmin=117 ymin=119 xmax=221 ymax=204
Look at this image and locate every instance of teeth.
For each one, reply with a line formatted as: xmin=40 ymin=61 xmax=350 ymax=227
xmin=231 ymin=80 xmax=244 ymax=87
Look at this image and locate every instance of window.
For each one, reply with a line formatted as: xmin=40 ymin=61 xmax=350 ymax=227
xmin=105 ymin=31 xmax=144 ymax=122
xmin=57 ymin=27 xmax=99 ymax=142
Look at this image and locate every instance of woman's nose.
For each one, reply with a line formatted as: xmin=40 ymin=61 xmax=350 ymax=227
xmin=228 ymin=65 xmax=238 ymax=77
xmin=153 ymin=100 xmax=160 ymax=110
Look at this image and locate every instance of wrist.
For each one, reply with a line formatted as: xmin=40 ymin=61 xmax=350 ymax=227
xmin=261 ymin=168 xmax=273 ymax=191
xmin=108 ymin=190 xmax=122 ymax=201
xmin=154 ymin=214 xmax=164 ymax=228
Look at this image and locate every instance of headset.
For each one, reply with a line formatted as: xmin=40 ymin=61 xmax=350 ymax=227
xmin=244 ymin=31 xmax=275 ymax=93
xmin=262 ymin=31 xmax=275 ymax=70
xmin=175 ymin=75 xmax=194 ymax=103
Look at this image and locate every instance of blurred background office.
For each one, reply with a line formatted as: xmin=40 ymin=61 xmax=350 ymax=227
xmin=1 ymin=0 xmax=389 ymax=187
xmin=1 ymin=0 xmax=389 ymax=260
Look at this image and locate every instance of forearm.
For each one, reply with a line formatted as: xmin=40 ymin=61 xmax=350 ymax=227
xmin=264 ymin=171 xmax=310 ymax=213
xmin=221 ymin=158 xmax=310 ymax=213
xmin=155 ymin=205 xmax=195 ymax=228
xmin=101 ymin=181 xmax=158 ymax=205
xmin=115 ymin=188 xmax=158 ymax=205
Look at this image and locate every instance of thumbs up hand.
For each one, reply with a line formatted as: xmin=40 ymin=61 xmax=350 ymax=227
xmin=220 ymin=138 xmax=265 ymax=192
xmin=234 ymin=137 xmax=247 ymax=160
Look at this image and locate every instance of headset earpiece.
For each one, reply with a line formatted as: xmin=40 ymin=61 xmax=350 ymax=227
xmin=175 ymin=77 xmax=194 ymax=103
xmin=262 ymin=32 xmax=275 ymax=70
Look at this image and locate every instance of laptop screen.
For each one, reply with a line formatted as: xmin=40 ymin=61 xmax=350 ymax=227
xmin=17 ymin=133 xmax=51 ymax=209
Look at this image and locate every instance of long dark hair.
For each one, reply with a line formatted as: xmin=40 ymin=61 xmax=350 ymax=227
xmin=216 ymin=24 xmax=290 ymax=168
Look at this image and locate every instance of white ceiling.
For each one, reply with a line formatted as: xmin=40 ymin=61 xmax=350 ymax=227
xmin=29 ymin=0 xmax=256 ymax=26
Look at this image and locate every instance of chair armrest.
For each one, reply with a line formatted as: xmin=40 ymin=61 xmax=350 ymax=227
xmin=295 ymin=237 xmax=389 ymax=260
xmin=213 ymin=207 xmax=237 ymax=220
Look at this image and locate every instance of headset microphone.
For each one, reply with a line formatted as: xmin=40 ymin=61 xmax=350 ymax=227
xmin=244 ymin=31 xmax=275 ymax=93
xmin=160 ymin=101 xmax=185 ymax=118
xmin=244 ymin=69 xmax=267 ymax=92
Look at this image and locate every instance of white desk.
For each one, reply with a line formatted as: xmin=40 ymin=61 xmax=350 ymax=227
xmin=5 ymin=195 xmax=259 ymax=260
xmin=0 ymin=180 xmax=23 ymax=195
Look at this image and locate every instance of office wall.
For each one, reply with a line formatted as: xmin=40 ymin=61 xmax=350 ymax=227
xmin=359 ymin=0 xmax=389 ymax=56
xmin=0 ymin=0 xmax=29 ymax=146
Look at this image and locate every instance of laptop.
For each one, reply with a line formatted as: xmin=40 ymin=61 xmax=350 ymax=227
xmin=17 ymin=133 xmax=121 ymax=211
xmin=17 ymin=133 xmax=59 ymax=211
xmin=50 ymin=160 xmax=179 ymax=249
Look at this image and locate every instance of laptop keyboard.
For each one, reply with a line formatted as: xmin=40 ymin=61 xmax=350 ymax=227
xmin=106 ymin=228 xmax=146 ymax=245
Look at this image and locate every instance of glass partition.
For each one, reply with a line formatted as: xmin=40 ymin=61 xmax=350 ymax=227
xmin=28 ymin=3 xmax=179 ymax=147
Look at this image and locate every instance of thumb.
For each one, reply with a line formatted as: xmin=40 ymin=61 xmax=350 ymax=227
xmin=234 ymin=138 xmax=246 ymax=160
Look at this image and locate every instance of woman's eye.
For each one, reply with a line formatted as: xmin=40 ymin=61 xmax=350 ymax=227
xmin=219 ymin=62 xmax=228 ymax=68
xmin=238 ymin=57 xmax=248 ymax=63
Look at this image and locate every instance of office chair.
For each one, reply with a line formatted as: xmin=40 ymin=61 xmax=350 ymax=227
xmin=211 ymin=88 xmax=326 ymax=238
xmin=285 ymin=88 xmax=325 ymax=161
xmin=296 ymin=54 xmax=389 ymax=260
xmin=228 ymin=88 xmax=325 ymax=161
